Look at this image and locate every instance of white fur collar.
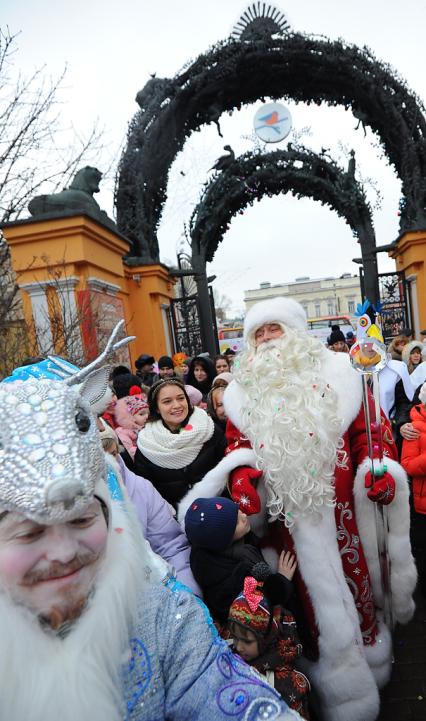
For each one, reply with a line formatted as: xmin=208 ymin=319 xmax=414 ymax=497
xmin=0 ymin=499 xmax=147 ymax=721
xmin=224 ymin=349 xmax=363 ymax=434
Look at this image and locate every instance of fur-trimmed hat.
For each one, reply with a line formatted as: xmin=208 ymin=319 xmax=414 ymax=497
xmin=212 ymin=371 xmax=233 ymax=388
xmin=401 ymin=340 xmax=425 ymax=365
xmin=243 ymin=297 xmax=307 ymax=341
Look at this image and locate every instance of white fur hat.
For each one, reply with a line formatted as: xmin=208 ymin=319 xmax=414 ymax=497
xmin=244 ymin=297 xmax=307 ymax=341
xmin=419 ymin=382 xmax=426 ymax=405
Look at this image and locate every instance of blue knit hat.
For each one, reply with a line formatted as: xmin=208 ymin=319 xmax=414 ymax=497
xmin=185 ymin=497 xmax=239 ymax=551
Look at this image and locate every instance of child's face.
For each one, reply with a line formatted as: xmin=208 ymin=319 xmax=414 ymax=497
xmin=233 ymin=510 xmax=250 ymax=541
xmin=232 ymin=626 xmax=259 ymax=662
xmin=133 ymin=408 xmax=149 ymax=428
xmin=107 ymin=441 xmax=119 ymax=457
xmin=212 ymin=388 xmax=227 ymax=421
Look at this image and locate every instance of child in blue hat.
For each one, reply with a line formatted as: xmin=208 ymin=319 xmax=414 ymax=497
xmin=185 ymin=497 xmax=296 ymax=625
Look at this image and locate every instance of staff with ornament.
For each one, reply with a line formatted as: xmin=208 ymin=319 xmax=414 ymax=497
xmin=349 ymin=301 xmax=397 ymax=628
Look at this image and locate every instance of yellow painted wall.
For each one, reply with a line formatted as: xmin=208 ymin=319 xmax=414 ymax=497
xmin=390 ymin=230 xmax=426 ymax=332
xmin=2 ymin=215 xmax=175 ymax=369
xmin=124 ymin=264 xmax=175 ymax=363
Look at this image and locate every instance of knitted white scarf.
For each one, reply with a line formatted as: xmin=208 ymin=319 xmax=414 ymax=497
xmin=137 ymin=406 xmax=214 ymax=469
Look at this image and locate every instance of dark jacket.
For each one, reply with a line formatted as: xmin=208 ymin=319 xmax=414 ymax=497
xmin=189 ymin=533 xmax=266 ymax=622
xmin=392 ymin=378 xmax=413 ymax=429
xmin=133 ymin=424 xmax=226 ymax=508
xmin=392 ymin=379 xmax=420 ymax=454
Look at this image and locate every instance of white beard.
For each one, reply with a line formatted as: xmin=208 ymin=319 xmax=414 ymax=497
xmin=0 ymin=499 xmax=147 ymax=721
xmin=233 ymin=330 xmax=343 ymax=527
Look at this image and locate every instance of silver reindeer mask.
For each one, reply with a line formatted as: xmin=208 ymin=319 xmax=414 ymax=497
xmin=0 ymin=321 xmax=135 ymax=524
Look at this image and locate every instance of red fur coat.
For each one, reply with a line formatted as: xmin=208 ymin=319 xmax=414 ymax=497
xmin=178 ymin=351 xmax=416 ymax=721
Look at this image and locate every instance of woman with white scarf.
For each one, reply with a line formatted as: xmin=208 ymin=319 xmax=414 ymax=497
xmin=134 ymin=379 xmax=226 ymax=508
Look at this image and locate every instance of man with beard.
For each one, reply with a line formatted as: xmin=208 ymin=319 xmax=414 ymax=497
xmin=0 ymin=377 xmax=301 ymax=721
xmin=178 ymin=297 xmax=417 ymax=721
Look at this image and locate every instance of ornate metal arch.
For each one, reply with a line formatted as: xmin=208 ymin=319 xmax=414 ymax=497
xmin=117 ymin=24 xmax=426 ymax=262
xmin=187 ymin=145 xmax=379 ymax=353
xmin=190 ymin=145 xmax=375 ymax=267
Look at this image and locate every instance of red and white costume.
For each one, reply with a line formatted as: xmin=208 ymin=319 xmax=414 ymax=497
xmin=178 ymin=297 xmax=417 ymax=721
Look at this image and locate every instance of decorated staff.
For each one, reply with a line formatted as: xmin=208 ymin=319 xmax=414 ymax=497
xmin=350 ymin=300 xmax=393 ymax=627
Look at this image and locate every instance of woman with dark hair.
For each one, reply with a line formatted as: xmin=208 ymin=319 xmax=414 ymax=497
xmin=134 ymin=378 xmax=226 ymax=508
xmin=214 ymin=354 xmax=231 ymax=374
xmin=185 ymin=355 xmax=216 ymax=402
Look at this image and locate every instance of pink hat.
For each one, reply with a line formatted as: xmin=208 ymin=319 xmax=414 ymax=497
xmin=185 ymin=384 xmax=203 ymax=406
xmin=114 ymin=392 xmax=148 ymax=430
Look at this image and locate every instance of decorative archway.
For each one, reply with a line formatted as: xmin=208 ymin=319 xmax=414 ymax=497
xmin=189 ymin=145 xmax=377 ymax=352
xmin=117 ymin=9 xmax=426 ymax=262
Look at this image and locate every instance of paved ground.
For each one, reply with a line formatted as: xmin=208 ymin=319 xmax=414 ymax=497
xmin=377 ymin=589 xmax=426 ymax=721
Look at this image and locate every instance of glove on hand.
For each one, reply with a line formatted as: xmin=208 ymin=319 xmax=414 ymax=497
xmin=365 ymin=470 xmax=396 ymax=505
xmin=230 ymin=467 xmax=262 ymax=514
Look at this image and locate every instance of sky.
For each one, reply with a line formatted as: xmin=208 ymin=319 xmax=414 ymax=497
xmin=3 ymin=0 xmax=426 ymax=314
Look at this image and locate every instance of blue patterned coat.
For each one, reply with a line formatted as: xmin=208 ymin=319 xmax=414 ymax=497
xmin=122 ymin=582 xmax=300 ymax=721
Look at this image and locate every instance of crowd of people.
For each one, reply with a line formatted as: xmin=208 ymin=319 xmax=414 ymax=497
xmin=0 ymin=298 xmax=424 ymax=721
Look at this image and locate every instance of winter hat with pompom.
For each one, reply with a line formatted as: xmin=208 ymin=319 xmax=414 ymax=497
xmin=114 ymin=386 xmax=148 ymax=430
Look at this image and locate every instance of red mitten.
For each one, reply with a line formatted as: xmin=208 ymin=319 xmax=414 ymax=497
xmin=230 ymin=467 xmax=263 ymax=514
xmin=365 ymin=470 xmax=396 ymax=505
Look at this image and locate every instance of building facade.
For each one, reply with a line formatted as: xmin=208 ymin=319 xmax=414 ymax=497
xmin=244 ymin=273 xmax=362 ymax=321
xmin=2 ymin=215 xmax=175 ymax=371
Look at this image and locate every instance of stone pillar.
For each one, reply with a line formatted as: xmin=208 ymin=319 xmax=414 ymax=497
xmin=19 ymin=281 xmax=54 ymax=354
xmin=55 ymin=276 xmax=83 ymax=359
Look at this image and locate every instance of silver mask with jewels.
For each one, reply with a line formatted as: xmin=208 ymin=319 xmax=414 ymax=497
xmin=0 ymin=380 xmax=106 ymax=524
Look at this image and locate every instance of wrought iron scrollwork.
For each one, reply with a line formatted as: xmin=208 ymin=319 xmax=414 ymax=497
xmin=190 ymin=145 xmax=375 ymax=266
xmin=378 ymin=271 xmax=410 ymax=342
xmin=117 ymin=12 xmax=426 ymax=262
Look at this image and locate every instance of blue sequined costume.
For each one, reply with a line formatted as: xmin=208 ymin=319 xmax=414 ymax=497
xmin=122 ymin=583 xmax=300 ymax=720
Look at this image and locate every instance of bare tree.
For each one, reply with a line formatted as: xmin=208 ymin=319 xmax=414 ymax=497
xmin=0 ymin=237 xmax=28 ymax=376
xmin=213 ymin=287 xmax=232 ymax=324
xmin=0 ymin=253 xmax=130 ymax=378
xmin=0 ymin=27 xmax=104 ymax=223
xmin=0 ymin=26 xmax=113 ymax=377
